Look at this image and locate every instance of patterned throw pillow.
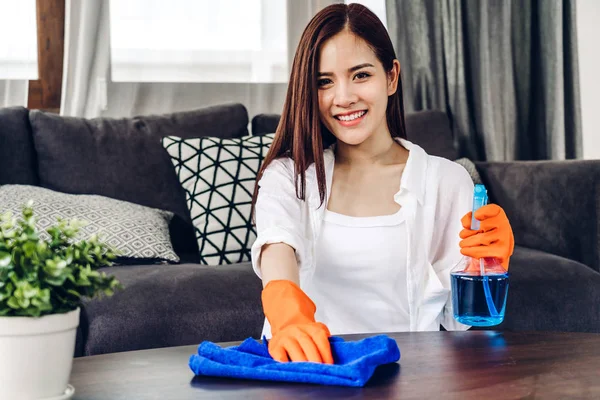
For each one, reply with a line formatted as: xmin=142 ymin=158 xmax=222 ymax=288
xmin=0 ymin=185 xmax=179 ymax=263
xmin=162 ymin=134 xmax=274 ymax=265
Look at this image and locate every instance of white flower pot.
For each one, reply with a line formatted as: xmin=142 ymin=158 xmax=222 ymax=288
xmin=0 ymin=308 xmax=79 ymax=400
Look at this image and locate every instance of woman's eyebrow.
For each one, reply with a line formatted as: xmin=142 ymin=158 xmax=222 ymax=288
xmin=317 ymin=63 xmax=375 ymax=77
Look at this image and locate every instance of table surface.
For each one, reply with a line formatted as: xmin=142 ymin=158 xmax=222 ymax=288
xmin=70 ymin=331 xmax=600 ymax=399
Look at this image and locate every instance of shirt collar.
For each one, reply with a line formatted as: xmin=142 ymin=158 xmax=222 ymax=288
xmin=396 ymin=138 xmax=427 ymax=206
xmin=323 ymin=137 xmax=428 ymax=206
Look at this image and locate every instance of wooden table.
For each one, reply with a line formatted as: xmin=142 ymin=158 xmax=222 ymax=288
xmin=70 ymin=331 xmax=600 ymax=399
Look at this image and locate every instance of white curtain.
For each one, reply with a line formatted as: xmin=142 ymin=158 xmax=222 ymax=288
xmin=0 ymin=80 xmax=28 ymax=108
xmin=61 ymin=0 xmax=341 ymax=119
xmin=60 ymin=0 xmax=109 ymax=117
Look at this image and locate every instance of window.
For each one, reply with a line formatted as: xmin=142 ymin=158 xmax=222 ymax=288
xmin=109 ymin=0 xmax=287 ymax=83
xmin=0 ymin=0 xmax=38 ymax=80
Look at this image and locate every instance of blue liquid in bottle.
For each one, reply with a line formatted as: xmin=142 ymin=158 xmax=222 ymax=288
xmin=451 ymin=271 xmax=509 ymax=326
xmin=451 ymin=184 xmax=509 ymax=327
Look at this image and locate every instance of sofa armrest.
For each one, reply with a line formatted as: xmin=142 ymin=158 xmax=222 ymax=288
xmin=475 ymin=160 xmax=600 ymax=272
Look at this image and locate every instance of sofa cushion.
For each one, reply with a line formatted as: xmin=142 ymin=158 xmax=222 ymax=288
xmin=251 ymin=113 xmax=280 ymax=137
xmin=251 ymin=110 xmax=458 ymax=160
xmin=29 ymin=104 xmax=250 ymax=260
xmin=78 ymin=262 xmax=264 ymax=356
xmin=476 ymin=160 xmax=600 ymax=273
xmin=162 ymin=134 xmax=274 ymax=265
xmin=140 ymin=104 xmax=250 ymax=140
xmin=404 ymin=110 xmax=457 ymax=160
xmin=477 ymin=246 xmax=600 ymax=333
xmin=0 ymin=107 xmax=38 ymax=185
xmin=0 ymin=185 xmax=179 ymax=263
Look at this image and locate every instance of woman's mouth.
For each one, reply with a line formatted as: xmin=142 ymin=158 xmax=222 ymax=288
xmin=334 ymin=110 xmax=367 ymax=127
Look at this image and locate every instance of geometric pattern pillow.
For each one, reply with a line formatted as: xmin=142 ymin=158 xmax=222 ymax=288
xmin=162 ymin=134 xmax=274 ymax=265
xmin=0 ymin=185 xmax=179 ymax=263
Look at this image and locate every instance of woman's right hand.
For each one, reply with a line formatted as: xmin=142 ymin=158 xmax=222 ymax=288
xmin=268 ymin=320 xmax=333 ymax=363
xmin=262 ymin=279 xmax=334 ymax=364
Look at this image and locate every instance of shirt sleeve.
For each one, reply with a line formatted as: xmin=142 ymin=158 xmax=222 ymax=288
xmin=431 ymin=161 xmax=474 ymax=331
xmin=251 ymin=158 xmax=310 ymax=280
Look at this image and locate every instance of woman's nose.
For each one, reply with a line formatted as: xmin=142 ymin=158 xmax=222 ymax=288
xmin=333 ymin=83 xmax=358 ymax=108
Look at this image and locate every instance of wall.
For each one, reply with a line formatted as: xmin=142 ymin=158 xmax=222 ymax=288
xmin=578 ymin=0 xmax=600 ymax=159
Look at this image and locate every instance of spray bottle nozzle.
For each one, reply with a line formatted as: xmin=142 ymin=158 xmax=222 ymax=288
xmin=471 ymin=184 xmax=488 ymax=231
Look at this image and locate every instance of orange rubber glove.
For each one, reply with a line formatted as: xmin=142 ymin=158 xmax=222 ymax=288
xmin=262 ymin=280 xmax=333 ymax=364
xmin=459 ymin=204 xmax=515 ymax=270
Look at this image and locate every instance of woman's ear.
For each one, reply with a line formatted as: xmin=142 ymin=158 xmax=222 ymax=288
xmin=387 ymin=60 xmax=401 ymax=96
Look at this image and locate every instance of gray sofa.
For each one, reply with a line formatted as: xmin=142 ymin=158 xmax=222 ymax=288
xmin=0 ymin=104 xmax=598 ymax=358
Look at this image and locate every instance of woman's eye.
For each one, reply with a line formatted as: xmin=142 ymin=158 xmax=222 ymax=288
xmin=354 ymin=72 xmax=371 ymax=80
xmin=317 ymin=78 xmax=332 ymax=87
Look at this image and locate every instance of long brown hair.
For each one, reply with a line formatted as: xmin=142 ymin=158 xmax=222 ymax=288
xmin=252 ymin=3 xmax=406 ymax=210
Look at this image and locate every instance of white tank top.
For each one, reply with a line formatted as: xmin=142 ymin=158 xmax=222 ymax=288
xmin=304 ymin=206 xmax=410 ymax=335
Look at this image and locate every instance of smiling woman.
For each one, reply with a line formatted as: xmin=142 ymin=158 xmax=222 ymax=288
xmin=317 ymin=62 xmax=377 ymax=130
xmin=254 ymin=2 xmax=406 ymax=205
xmin=317 ymin=33 xmax=401 ymax=151
xmin=249 ymin=3 xmax=515 ymax=365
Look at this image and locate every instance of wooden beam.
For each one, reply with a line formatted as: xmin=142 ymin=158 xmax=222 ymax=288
xmin=27 ymin=0 xmax=65 ymax=112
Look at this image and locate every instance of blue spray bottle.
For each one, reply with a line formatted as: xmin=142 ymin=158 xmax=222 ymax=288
xmin=451 ymin=184 xmax=509 ymax=326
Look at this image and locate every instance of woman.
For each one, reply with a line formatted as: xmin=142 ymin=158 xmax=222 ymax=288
xmin=251 ymin=3 xmax=514 ymax=364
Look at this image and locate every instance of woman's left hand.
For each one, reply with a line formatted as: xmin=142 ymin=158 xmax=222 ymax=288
xmin=459 ymin=204 xmax=515 ymax=270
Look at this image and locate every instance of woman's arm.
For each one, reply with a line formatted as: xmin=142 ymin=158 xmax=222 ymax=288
xmin=251 ymin=158 xmax=332 ymax=363
xmin=250 ymin=158 xmax=308 ymax=281
xmin=259 ymin=243 xmax=300 ymax=287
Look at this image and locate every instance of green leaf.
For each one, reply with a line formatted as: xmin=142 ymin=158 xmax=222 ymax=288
xmin=0 ymin=252 xmax=11 ymax=268
xmin=17 ymin=297 xmax=30 ymax=308
xmin=45 ymin=275 xmax=69 ymax=286
xmin=0 ymin=203 xmax=120 ymax=317
xmin=7 ymin=296 xmax=19 ymax=309
xmin=23 ymin=286 xmax=38 ymax=299
xmin=66 ymin=289 xmax=81 ymax=298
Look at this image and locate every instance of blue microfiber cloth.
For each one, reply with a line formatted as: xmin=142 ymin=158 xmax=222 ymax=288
xmin=188 ymin=334 xmax=400 ymax=387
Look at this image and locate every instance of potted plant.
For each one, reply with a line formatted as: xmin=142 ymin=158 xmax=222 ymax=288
xmin=0 ymin=202 xmax=121 ymax=400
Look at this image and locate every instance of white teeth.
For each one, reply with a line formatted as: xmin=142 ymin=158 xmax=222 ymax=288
xmin=337 ymin=110 xmax=366 ymax=121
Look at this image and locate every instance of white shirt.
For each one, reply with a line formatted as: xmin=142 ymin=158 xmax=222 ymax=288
xmin=308 ymin=208 xmax=410 ymax=335
xmin=251 ymin=138 xmax=473 ymax=338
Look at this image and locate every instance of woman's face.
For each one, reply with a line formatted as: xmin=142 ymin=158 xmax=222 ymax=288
xmin=317 ymin=30 xmax=399 ymax=147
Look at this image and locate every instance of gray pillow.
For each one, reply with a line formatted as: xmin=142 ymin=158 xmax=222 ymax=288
xmin=0 ymin=107 xmax=38 ymax=186
xmin=28 ymin=105 xmax=250 ymax=259
xmin=454 ymin=157 xmax=482 ymax=184
xmin=0 ymin=185 xmax=179 ymax=264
